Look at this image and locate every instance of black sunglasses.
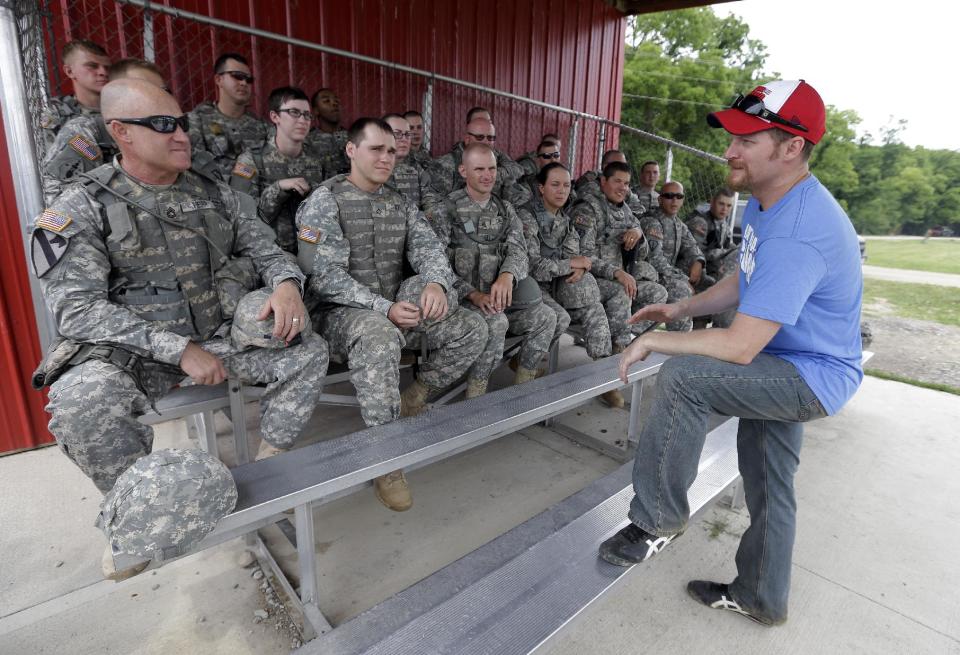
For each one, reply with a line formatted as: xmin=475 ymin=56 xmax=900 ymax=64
xmin=466 ymin=131 xmax=496 ymax=142
xmin=219 ymin=70 xmax=254 ymax=83
xmin=537 ymin=152 xmax=561 ymax=160
xmin=110 ymin=114 xmax=189 ymax=134
xmin=730 ymin=94 xmax=808 ymax=133
xmin=660 ymin=192 xmax=684 ymax=200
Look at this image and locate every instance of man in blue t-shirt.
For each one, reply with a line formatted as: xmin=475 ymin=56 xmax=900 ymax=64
xmin=598 ymin=80 xmax=863 ymax=626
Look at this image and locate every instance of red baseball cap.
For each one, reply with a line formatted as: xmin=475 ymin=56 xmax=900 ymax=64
xmin=707 ymin=79 xmax=826 ymax=144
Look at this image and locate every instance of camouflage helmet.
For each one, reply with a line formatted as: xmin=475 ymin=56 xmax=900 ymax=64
xmin=231 ymin=287 xmax=310 ymax=349
xmin=509 ymin=275 xmax=543 ymax=310
xmin=394 ymin=275 xmax=459 ymax=326
xmin=96 ymin=448 xmax=238 ymax=562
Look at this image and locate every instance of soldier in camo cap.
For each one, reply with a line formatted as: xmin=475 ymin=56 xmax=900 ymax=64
xmin=229 ymin=86 xmax=327 ymax=254
xmin=296 ymin=117 xmax=487 ymax=512
xmin=427 ymin=117 xmax=532 ymax=211
xmin=571 ymin=160 xmax=669 ymax=345
xmin=432 ymin=143 xmax=557 ymax=399
xmin=42 ymin=58 xmax=164 ymax=205
xmin=382 ymin=113 xmax=442 ymax=220
xmin=518 ymin=162 xmax=629 ymax=408
xmin=31 ymin=79 xmax=328 ymax=579
xmin=187 ymin=53 xmax=268 ymax=181
xmin=39 ymin=40 xmax=111 ymax=150
xmin=305 ymin=88 xmax=350 ymax=176
xmin=640 ymin=181 xmax=705 ymax=332
xmin=97 ymin=448 xmax=237 ymax=580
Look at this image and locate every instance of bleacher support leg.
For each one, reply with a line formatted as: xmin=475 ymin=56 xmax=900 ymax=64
xmin=543 ymin=342 xmax=561 ymax=428
xmin=228 ymin=378 xmax=250 ymax=465
xmin=294 ymin=502 xmax=332 ymax=637
xmin=199 ymin=410 xmax=218 ymax=459
xmin=726 ymin=479 xmax=745 ymax=510
xmin=626 ymin=379 xmax=644 ymax=447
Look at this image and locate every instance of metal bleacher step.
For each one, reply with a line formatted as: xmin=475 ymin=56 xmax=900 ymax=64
xmin=302 ymin=417 xmax=741 ymax=655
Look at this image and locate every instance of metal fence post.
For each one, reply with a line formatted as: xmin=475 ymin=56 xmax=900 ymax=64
xmin=422 ymin=77 xmax=434 ymax=155
xmin=567 ymin=118 xmax=579 ymax=173
xmin=596 ymin=122 xmax=606 ymax=171
xmin=664 ymin=144 xmax=674 ymax=183
xmin=143 ymin=8 xmax=155 ymax=61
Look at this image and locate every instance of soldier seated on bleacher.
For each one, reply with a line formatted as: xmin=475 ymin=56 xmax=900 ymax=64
xmin=31 ymin=79 xmax=329 ymax=581
xmin=516 ymin=132 xmax=562 ymax=178
xmin=39 ymin=39 xmax=111 ymax=150
xmin=517 ymin=162 xmax=626 ymax=408
xmin=305 ymin=87 xmax=350 ymax=175
xmin=685 ymin=187 xmax=739 ymax=328
xmin=431 ymin=142 xmax=557 ymax=400
xmin=573 ymin=149 xmax=647 ymax=216
xmin=382 ymin=113 xmax=442 ymax=221
xmin=295 ymin=117 xmax=487 ymax=512
xmin=570 ymin=161 xmax=668 ymax=343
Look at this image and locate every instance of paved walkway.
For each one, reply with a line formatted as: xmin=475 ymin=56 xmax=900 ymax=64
xmin=862 ymin=264 xmax=960 ymax=288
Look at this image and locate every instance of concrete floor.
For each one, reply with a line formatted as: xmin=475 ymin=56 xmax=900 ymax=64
xmin=1 ymin=348 xmax=958 ymax=654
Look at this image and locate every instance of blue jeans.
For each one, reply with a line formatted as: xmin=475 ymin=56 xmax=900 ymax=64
xmin=628 ymin=353 xmax=827 ymax=623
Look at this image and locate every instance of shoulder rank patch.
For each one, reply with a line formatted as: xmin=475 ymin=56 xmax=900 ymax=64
xmin=210 ymin=122 xmax=223 ymax=135
xmin=646 ymin=228 xmax=663 ymax=240
xmin=31 ymin=228 xmax=70 ymax=278
xmin=69 ymin=134 xmax=100 ymax=161
xmin=298 ymin=225 xmax=320 ymax=243
xmin=232 ymin=161 xmax=256 ymax=179
xmin=36 ymin=208 xmax=73 ymax=233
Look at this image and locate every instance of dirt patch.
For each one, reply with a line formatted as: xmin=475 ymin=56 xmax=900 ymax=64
xmin=862 ymin=315 xmax=960 ymax=388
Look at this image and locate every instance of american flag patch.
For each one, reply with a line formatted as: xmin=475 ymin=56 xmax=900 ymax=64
xmin=297 ymin=226 xmax=320 ymax=243
xmin=69 ymin=135 xmax=100 ymax=161
xmin=36 ymin=209 xmax=72 ymax=232
xmin=232 ymin=161 xmax=256 ymax=179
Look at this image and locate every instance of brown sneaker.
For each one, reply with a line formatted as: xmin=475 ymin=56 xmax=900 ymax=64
xmin=374 ymin=470 xmax=413 ymax=512
xmin=255 ymin=440 xmax=288 ymax=461
xmin=400 ymin=379 xmax=430 ymax=418
xmin=600 ymin=389 xmax=625 ymax=409
xmin=101 ymin=545 xmax=149 ymax=582
xmin=465 ymin=377 xmax=488 ymax=399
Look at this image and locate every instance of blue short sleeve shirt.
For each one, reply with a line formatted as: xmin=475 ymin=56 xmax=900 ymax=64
xmin=737 ymin=175 xmax=863 ymax=415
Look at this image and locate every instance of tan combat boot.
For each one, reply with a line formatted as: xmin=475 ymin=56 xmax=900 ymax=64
xmin=374 ymin=470 xmax=413 ymax=511
xmin=513 ymin=367 xmax=539 ymax=385
xmin=508 ymin=354 xmax=546 ymax=378
xmin=601 ymin=343 xmax=627 ymax=408
xmin=255 ymin=440 xmax=288 ymax=461
xmin=101 ymin=545 xmax=149 ymax=582
xmin=399 ymin=379 xmax=431 ymax=418
xmin=465 ymin=377 xmax=488 ymax=399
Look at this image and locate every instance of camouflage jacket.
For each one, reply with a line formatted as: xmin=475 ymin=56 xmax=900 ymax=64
xmin=386 ymin=157 xmax=442 ymax=220
xmin=570 ymin=193 xmax=649 ymax=281
xmin=295 ymin=174 xmax=453 ymax=316
xmin=230 ymin=139 xmax=328 ymax=253
xmin=304 ymin=128 xmax=349 ymax=176
xmin=633 ymin=187 xmax=659 ymax=215
xmin=41 ymin=111 xmax=118 ymax=205
xmin=187 ymin=102 xmax=268 ymax=180
xmin=516 ymin=203 xmax=579 ymax=283
xmin=31 ymin=160 xmax=302 ymax=365
xmin=685 ymin=209 xmax=737 ymax=278
xmin=640 ymin=208 xmax=705 ymax=281
xmin=427 ymin=142 xmax=532 ymax=208
xmin=431 ymin=188 xmax=529 ymax=299
xmin=39 ymin=95 xmax=93 ymax=150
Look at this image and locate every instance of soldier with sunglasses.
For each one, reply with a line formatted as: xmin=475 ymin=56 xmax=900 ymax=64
xmin=515 ymin=133 xmax=561 ymax=177
xmin=187 ymin=53 xmax=267 ymax=181
xmin=639 ymin=181 xmax=704 ymax=331
xmin=30 ymin=78 xmax=329 ymax=581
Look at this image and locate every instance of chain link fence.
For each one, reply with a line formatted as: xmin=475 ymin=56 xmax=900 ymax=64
xmin=13 ymin=0 xmax=727 ymax=214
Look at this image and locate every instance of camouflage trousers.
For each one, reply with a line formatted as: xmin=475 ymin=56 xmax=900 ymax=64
xmin=542 ymin=287 xmax=612 ymax=360
xmin=317 ymin=305 xmax=486 ymax=427
xmin=464 ymin=300 xmax=557 ymax=381
xmin=540 ymin=292 xmax=572 ymax=348
xmin=46 ymin=333 xmax=330 ymax=494
xmin=631 ymin=278 xmax=670 ymax=335
xmin=595 ymin=278 xmax=636 ymax=349
xmin=659 ymin=274 xmax=694 ymax=332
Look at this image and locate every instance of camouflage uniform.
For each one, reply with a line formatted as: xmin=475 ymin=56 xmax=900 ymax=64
xmin=407 ymin=146 xmax=432 ymax=168
xmin=387 ymin=157 xmax=442 ymax=221
xmin=633 ymin=187 xmax=660 ymax=215
xmin=230 ymin=139 xmax=328 ymax=253
xmin=571 ymin=194 xmax=668 ymax=343
xmin=686 ymin=208 xmax=739 ymax=327
xmin=34 ymin=161 xmax=329 ymax=494
xmin=517 ymin=202 xmax=614 ymax=359
xmin=640 ymin=208 xmax=705 ymax=332
xmin=41 ymin=112 xmax=117 ymax=205
xmin=296 ymin=175 xmax=486 ymax=427
xmin=39 ymin=95 xmax=91 ymax=150
xmin=573 ymin=170 xmax=647 ymax=217
xmin=304 ymin=128 xmax=349 ymax=176
xmin=187 ymin=101 xmax=268 ymax=180
xmin=433 ymin=189 xmax=556 ymax=381
xmin=427 ymin=142 xmax=532 ymax=209
xmin=516 ymin=152 xmax=539 ymax=178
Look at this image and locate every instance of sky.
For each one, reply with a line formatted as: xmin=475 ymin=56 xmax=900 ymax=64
xmin=714 ymin=1 xmax=957 ymax=151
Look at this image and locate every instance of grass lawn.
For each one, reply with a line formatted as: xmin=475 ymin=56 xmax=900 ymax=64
xmin=863 ymin=238 xmax=960 ymax=275
xmin=862 ymin=279 xmax=960 ymax=327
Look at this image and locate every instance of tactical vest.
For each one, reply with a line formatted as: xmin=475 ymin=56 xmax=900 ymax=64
xmin=192 ymin=103 xmax=266 ymax=177
xmin=322 ymin=175 xmax=407 ymax=302
xmin=81 ymin=165 xmax=235 ymax=342
xmin=445 ymin=193 xmax=512 ymax=294
xmin=522 ymin=200 xmax=566 ymax=260
xmin=388 ymin=160 xmax=423 ymax=207
xmin=581 ymin=194 xmax=638 ymax=266
xmin=40 ymin=96 xmax=82 ymax=147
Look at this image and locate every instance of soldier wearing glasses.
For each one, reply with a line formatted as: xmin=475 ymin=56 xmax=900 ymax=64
xmin=639 ymin=181 xmax=705 ymax=331
xmin=31 ymin=79 xmax=328 ymax=578
xmin=516 ymin=133 xmax=561 ymax=177
xmin=518 ymin=138 xmax=564 ymax=206
xmin=382 ymin=113 xmax=441 ymax=218
xmin=188 ymin=53 xmax=267 ymax=180
xmin=230 ymin=87 xmax=328 ymax=254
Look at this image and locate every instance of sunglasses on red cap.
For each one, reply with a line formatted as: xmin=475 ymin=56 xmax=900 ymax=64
xmin=730 ymin=94 xmax=808 ymax=133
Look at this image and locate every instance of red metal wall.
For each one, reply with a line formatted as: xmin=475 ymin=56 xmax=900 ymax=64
xmin=0 ymin=111 xmax=52 ymax=453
